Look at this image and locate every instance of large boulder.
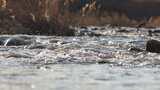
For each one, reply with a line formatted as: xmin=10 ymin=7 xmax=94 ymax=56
xmin=146 ymin=39 xmax=160 ymax=53
xmin=3 ymin=37 xmax=32 ymax=46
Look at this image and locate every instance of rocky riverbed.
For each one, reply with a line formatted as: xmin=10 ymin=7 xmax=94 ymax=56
xmin=0 ymin=26 xmax=160 ymax=90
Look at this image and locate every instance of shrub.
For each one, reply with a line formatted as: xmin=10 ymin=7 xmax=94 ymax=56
xmin=0 ymin=0 xmax=75 ymax=35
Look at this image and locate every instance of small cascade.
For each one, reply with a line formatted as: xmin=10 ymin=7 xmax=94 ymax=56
xmin=3 ymin=38 xmax=12 ymax=46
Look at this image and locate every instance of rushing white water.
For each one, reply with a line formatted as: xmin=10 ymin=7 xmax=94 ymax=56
xmin=0 ymin=26 xmax=160 ymax=90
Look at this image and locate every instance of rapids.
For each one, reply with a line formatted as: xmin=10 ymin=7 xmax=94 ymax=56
xmin=0 ymin=26 xmax=160 ymax=90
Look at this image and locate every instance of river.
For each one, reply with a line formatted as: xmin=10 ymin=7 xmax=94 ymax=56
xmin=0 ymin=26 xmax=160 ymax=90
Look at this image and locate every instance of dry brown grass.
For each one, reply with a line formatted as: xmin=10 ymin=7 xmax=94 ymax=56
xmin=146 ymin=16 xmax=160 ymax=27
xmin=62 ymin=11 xmax=140 ymax=27
xmin=1 ymin=0 xmax=160 ymax=34
xmin=0 ymin=0 xmax=6 ymax=8
xmin=0 ymin=0 xmax=75 ymax=35
xmin=61 ymin=0 xmax=160 ymax=27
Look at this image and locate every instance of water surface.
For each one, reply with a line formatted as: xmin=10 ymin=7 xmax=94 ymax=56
xmin=0 ymin=26 xmax=160 ymax=90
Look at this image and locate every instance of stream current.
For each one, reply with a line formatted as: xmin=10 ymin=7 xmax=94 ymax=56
xmin=0 ymin=26 xmax=160 ymax=90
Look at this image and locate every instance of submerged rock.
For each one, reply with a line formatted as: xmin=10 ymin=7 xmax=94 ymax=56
xmin=0 ymin=36 xmax=32 ymax=46
xmin=27 ymin=44 xmax=46 ymax=49
xmin=0 ymin=37 xmax=9 ymax=45
xmin=129 ymin=47 xmax=144 ymax=52
xmin=76 ymin=29 xmax=102 ymax=36
xmin=117 ymin=29 xmax=130 ymax=33
xmin=146 ymin=39 xmax=160 ymax=53
xmin=4 ymin=37 xmax=32 ymax=46
xmin=148 ymin=30 xmax=160 ymax=36
xmin=98 ymin=60 xmax=113 ymax=64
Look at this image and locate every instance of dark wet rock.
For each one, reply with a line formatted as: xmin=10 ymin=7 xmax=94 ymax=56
xmin=146 ymin=39 xmax=160 ymax=53
xmin=91 ymin=27 xmax=98 ymax=30
xmin=27 ymin=44 xmax=46 ymax=49
xmin=80 ymin=26 xmax=88 ymax=29
xmin=77 ymin=29 xmax=90 ymax=36
xmin=148 ymin=30 xmax=153 ymax=36
xmin=129 ymin=47 xmax=144 ymax=52
xmin=90 ymin=33 xmax=102 ymax=37
xmin=18 ymin=36 xmax=34 ymax=40
xmin=30 ymin=59 xmax=45 ymax=65
xmin=5 ymin=53 xmax=32 ymax=58
xmin=36 ymin=65 xmax=51 ymax=69
xmin=148 ymin=30 xmax=160 ymax=36
xmin=0 ymin=36 xmax=32 ymax=46
xmin=77 ymin=29 xmax=102 ymax=36
xmin=4 ymin=37 xmax=32 ymax=46
xmin=86 ymin=32 xmax=101 ymax=36
xmin=0 ymin=37 xmax=9 ymax=45
xmin=57 ymin=41 xmax=69 ymax=45
xmin=49 ymin=39 xmax=59 ymax=43
xmin=108 ymin=24 xmax=118 ymax=28
xmin=98 ymin=60 xmax=113 ymax=64
xmin=100 ymin=27 xmax=106 ymax=30
xmin=30 ymin=59 xmax=55 ymax=65
xmin=117 ymin=29 xmax=130 ymax=33
xmin=152 ymin=30 xmax=160 ymax=33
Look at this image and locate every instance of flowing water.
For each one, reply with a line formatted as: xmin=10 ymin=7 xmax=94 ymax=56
xmin=0 ymin=26 xmax=160 ymax=90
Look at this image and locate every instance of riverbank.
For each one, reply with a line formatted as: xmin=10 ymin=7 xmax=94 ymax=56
xmin=0 ymin=9 xmax=75 ymax=36
xmin=1 ymin=0 xmax=160 ymax=35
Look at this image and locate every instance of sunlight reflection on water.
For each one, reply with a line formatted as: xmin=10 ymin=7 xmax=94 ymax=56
xmin=0 ymin=26 xmax=159 ymax=90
